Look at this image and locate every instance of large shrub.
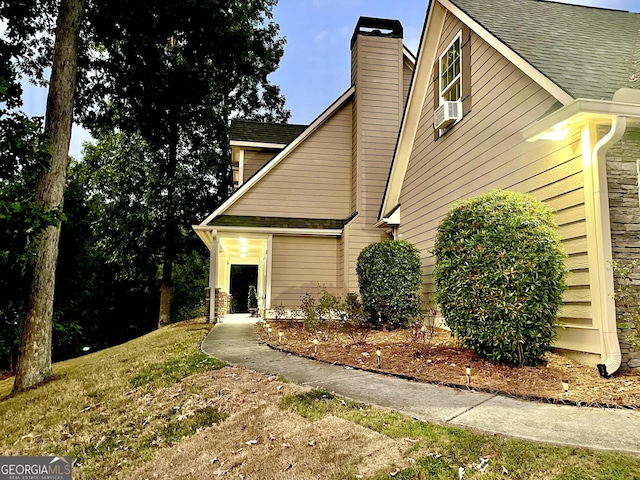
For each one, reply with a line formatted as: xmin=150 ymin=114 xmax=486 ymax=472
xmin=356 ymin=239 xmax=422 ymax=328
xmin=433 ymin=190 xmax=567 ymax=366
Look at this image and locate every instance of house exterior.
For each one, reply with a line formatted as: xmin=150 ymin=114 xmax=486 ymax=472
xmin=195 ymin=1 xmax=640 ymax=374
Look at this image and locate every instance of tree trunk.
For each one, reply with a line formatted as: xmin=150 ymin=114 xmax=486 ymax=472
xmin=13 ymin=0 xmax=85 ymax=393
xmin=158 ymin=123 xmax=179 ymax=328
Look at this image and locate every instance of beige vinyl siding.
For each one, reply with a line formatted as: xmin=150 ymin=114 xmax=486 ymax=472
xmin=243 ymin=150 xmax=276 ymax=182
xmin=398 ymin=14 xmax=594 ymax=352
xmin=225 ymin=103 xmax=353 ymax=219
xmin=353 ymin=35 xmax=404 ymax=225
xmin=270 ymin=235 xmax=341 ymax=306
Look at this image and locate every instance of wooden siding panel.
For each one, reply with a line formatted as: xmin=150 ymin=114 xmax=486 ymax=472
xmin=226 ymin=103 xmax=353 ymax=219
xmin=270 ymin=236 xmax=341 ymax=306
xmin=243 ymin=150 xmax=275 ymax=181
xmin=398 ymin=13 xmax=596 ymax=346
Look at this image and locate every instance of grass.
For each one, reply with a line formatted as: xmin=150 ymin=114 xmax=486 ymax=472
xmin=2 ymin=320 xmax=639 ymax=479
xmin=0 ymin=320 xmax=225 ymax=479
xmin=281 ymin=390 xmax=640 ymax=480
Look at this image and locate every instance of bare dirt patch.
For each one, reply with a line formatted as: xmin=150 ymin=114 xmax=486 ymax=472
xmin=262 ymin=322 xmax=640 ymax=408
xmin=125 ymin=367 xmax=411 ymax=479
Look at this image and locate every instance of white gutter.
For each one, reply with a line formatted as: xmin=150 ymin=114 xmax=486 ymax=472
xmin=229 ymin=141 xmax=286 ymax=149
xmin=593 ymin=116 xmax=627 ymax=378
xmin=192 ymin=224 xmax=342 ymax=243
xmin=212 ymin=226 xmax=343 ymax=237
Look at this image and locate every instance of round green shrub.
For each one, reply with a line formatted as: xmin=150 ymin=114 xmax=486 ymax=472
xmin=356 ymin=239 xmax=422 ymax=328
xmin=433 ymin=189 xmax=567 ymax=366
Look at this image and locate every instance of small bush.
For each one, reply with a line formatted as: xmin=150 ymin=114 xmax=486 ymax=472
xmin=433 ymin=189 xmax=567 ymax=366
xmin=612 ymin=259 xmax=640 ymax=353
xmin=273 ymin=303 xmax=287 ymax=321
xmin=300 ymin=292 xmax=320 ymax=330
xmin=317 ymin=288 xmax=340 ymax=323
xmin=337 ymin=292 xmax=371 ymax=345
xmin=356 ymin=239 xmax=422 ymax=328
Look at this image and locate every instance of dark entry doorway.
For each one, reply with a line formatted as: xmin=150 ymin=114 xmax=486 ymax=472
xmin=230 ymin=265 xmax=258 ymax=313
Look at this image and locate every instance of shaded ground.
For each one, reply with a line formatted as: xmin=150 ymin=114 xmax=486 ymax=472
xmin=262 ymin=322 xmax=640 ymax=408
xmin=124 ymin=367 xmax=411 ymax=479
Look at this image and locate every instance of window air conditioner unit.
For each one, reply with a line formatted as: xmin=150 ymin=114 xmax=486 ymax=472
xmin=434 ymin=101 xmax=462 ymax=130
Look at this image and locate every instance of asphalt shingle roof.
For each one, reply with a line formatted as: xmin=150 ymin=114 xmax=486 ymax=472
xmin=449 ymin=0 xmax=640 ymax=100
xmin=208 ymin=215 xmax=354 ymax=230
xmin=230 ymin=120 xmax=308 ymax=145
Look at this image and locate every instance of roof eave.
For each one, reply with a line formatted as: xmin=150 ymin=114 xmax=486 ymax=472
xmin=230 ymin=140 xmax=286 ymax=149
xmin=211 ymin=226 xmax=343 ymax=237
xmin=523 ymin=98 xmax=640 ymax=142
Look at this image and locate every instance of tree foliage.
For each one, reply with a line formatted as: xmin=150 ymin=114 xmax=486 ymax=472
xmin=356 ymin=240 xmax=422 ymax=328
xmin=0 ymin=0 xmax=291 ymax=373
xmin=81 ymin=0 xmax=289 ymax=326
xmin=433 ymin=190 xmax=567 ymax=366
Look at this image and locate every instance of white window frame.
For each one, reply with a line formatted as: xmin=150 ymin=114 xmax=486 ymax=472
xmin=438 ymin=30 xmax=462 ymax=105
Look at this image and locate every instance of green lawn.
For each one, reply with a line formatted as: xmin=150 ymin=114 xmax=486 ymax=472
xmin=1 ymin=320 xmax=639 ymax=480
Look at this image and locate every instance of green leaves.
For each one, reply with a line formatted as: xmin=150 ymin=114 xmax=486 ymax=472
xmin=356 ymin=239 xmax=422 ymax=329
xmin=433 ymin=190 xmax=567 ymax=366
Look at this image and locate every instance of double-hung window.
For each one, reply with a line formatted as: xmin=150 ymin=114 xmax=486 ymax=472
xmin=439 ymin=32 xmax=462 ymax=103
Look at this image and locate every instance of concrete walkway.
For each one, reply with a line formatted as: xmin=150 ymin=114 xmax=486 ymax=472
xmin=201 ymin=314 xmax=640 ymax=454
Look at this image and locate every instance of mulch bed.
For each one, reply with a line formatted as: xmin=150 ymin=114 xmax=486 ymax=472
xmin=260 ymin=321 xmax=640 ymax=409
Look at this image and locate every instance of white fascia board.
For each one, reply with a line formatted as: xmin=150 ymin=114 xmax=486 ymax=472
xmin=380 ymin=1 xmax=447 ymax=219
xmin=522 ymin=99 xmax=640 ymax=142
xmin=192 ymin=225 xmax=215 ymax=250
xmin=229 ymin=140 xmax=286 ymax=149
xmin=199 ymin=87 xmax=356 ymax=227
xmin=213 ymin=226 xmax=343 ymax=237
xmin=439 ymin=0 xmax=574 ymax=106
xmin=375 ymin=204 xmax=401 ymax=228
xmin=403 ymin=45 xmax=416 ymax=67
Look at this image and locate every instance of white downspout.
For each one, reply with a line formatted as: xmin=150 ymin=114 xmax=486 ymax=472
xmin=591 ymin=116 xmax=627 ymax=378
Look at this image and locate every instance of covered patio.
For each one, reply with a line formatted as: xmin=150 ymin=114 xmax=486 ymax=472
xmin=193 ymin=226 xmax=271 ymax=322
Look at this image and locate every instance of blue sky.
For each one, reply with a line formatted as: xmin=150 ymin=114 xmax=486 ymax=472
xmin=18 ymin=0 xmax=640 ymax=158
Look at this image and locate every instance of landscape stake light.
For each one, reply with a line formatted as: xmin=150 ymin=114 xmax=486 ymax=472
xmin=313 ymin=338 xmax=318 ymax=356
xmin=268 ymin=327 xmax=272 ymax=340
xmin=562 ymin=379 xmax=569 ymax=397
xmin=278 ymin=331 xmax=283 ymax=350
xmin=377 ymin=349 xmax=381 ymax=369
xmin=466 ymin=365 xmax=471 ymax=385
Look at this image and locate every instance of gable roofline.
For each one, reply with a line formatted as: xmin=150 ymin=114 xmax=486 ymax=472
xmin=380 ymin=0 xmax=445 ymax=220
xmin=445 ymin=0 xmax=591 ymax=104
xmin=379 ymin=0 xmax=575 ymax=220
xmin=199 ymin=86 xmax=356 ymax=226
xmin=403 ymin=45 xmax=416 ymax=66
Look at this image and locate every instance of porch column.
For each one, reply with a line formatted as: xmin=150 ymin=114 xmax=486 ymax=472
xmin=209 ymin=232 xmax=219 ymax=323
